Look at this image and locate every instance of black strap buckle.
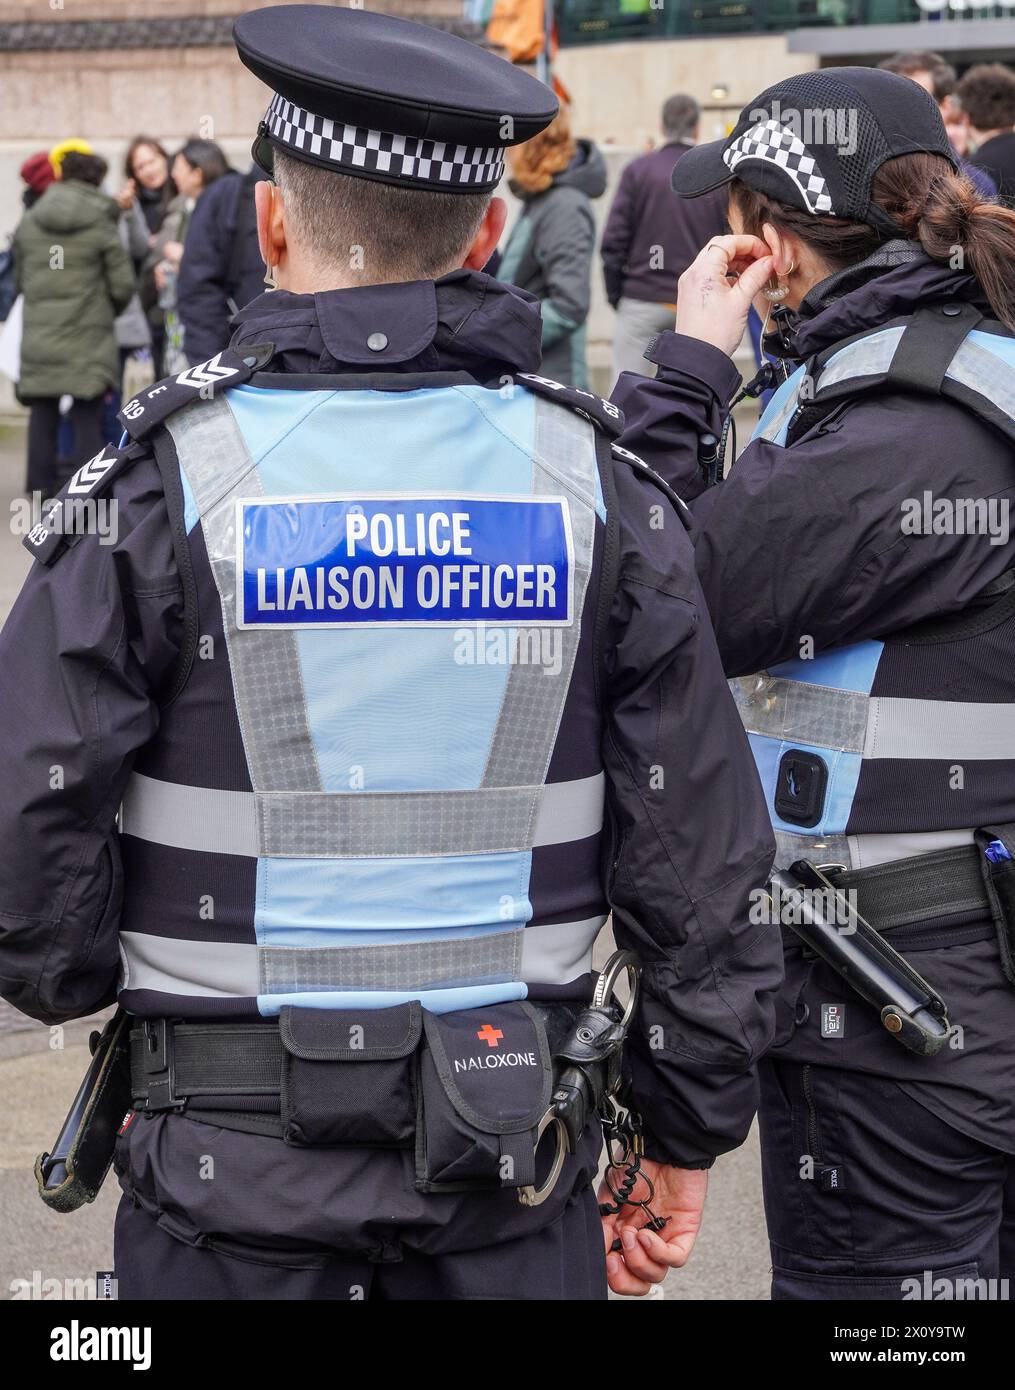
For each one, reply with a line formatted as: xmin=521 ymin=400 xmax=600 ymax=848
xmin=141 ymin=1019 xmax=186 ymax=1113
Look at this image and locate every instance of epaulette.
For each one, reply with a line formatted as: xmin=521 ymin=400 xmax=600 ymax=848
xmin=611 ymin=442 xmax=692 ymax=530
xmin=22 ymin=439 xmax=150 ymax=566
xmin=515 ymin=372 xmax=624 ymax=438
xmin=116 ymin=343 xmax=275 ymax=442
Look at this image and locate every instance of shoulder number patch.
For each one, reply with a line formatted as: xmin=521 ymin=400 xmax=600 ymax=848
xmin=236 ymin=494 xmax=574 ymax=629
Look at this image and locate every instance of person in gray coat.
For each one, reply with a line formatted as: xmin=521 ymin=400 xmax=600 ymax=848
xmin=498 ymin=104 xmax=606 ymax=387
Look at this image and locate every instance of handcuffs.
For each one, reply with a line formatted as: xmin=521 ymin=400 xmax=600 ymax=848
xmin=517 ymin=951 xmax=669 ymax=1245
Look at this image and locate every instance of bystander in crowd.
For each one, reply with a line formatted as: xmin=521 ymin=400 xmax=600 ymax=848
xmin=497 ymin=102 xmax=606 ymax=387
xmin=601 ymin=94 xmax=728 ymax=383
xmin=13 ymin=143 xmax=133 ymax=496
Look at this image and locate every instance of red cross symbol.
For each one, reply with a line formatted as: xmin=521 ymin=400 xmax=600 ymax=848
xmin=476 ymin=1023 xmax=503 ymax=1048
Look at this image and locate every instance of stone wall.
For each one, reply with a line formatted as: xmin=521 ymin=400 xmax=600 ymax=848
xmin=0 ymin=4 xmax=807 ymax=413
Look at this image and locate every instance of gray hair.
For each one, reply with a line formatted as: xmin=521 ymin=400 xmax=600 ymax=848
xmin=661 ymin=94 xmax=700 ymax=143
xmin=273 ymin=149 xmax=492 ymax=282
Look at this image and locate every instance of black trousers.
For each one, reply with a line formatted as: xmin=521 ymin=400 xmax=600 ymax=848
xmin=23 ymin=394 xmax=106 ymax=498
xmin=112 ymin=1185 xmax=608 ymax=1301
xmin=760 ymin=1057 xmax=1015 ymax=1300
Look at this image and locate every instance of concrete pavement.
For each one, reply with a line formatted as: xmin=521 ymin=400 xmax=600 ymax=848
xmin=0 ymin=423 xmax=771 ymax=1301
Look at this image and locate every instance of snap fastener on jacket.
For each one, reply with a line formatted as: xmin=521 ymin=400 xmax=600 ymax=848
xmin=367 ymin=332 xmax=388 ymax=351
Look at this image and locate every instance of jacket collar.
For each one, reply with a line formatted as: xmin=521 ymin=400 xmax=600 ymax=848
xmin=230 ymin=269 xmax=544 ymax=381
xmin=769 ymin=241 xmax=988 ymax=361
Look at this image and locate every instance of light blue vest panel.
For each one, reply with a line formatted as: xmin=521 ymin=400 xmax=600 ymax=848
xmin=120 ymin=381 xmax=607 ymax=1013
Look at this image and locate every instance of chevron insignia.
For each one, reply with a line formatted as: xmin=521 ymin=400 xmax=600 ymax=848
xmin=67 ymin=450 xmax=117 ymax=496
xmin=176 ymin=352 xmax=239 ymax=390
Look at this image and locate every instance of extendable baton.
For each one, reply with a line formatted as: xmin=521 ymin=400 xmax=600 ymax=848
xmin=770 ymin=862 xmax=952 ymax=1056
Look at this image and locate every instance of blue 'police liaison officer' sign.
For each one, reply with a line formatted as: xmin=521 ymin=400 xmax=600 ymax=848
xmin=236 ymin=493 xmax=574 ymax=628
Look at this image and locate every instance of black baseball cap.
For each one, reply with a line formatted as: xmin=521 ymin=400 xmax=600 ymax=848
xmin=234 ymin=5 xmax=558 ymax=194
xmin=672 ymin=66 xmax=957 ymax=234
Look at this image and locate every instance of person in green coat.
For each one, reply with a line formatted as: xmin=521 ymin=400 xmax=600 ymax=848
xmin=14 ymin=149 xmax=135 ymax=497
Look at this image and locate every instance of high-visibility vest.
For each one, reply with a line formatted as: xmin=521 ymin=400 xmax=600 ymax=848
xmin=117 ymin=370 xmax=613 ymax=1017
xmin=736 ymin=309 xmax=1015 ymax=870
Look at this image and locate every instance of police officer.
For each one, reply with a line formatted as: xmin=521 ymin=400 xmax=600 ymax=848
xmin=614 ymin=67 xmax=1015 ymax=1298
xmin=0 ymin=6 xmax=780 ymax=1301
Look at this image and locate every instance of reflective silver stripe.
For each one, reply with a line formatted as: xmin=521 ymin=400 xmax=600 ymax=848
xmin=534 ymin=773 xmax=604 ymax=845
xmin=847 ymin=827 xmax=976 ymax=870
xmin=818 ymin=326 xmax=904 ymax=392
xmin=168 ymin=398 xmax=323 ymax=793
xmin=734 ymin=674 xmax=1015 ymax=761
xmin=948 ymin=335 xmax=1015 ymax=422
xmin=754 ymin=376 xmax=804 ymax=443
xmin=261 ymin=930 xmax=522 ymax=994
xmin=120 ymin=772 xmax=604 ymax=858
xmin=259 ymin=788 xmax=541 ymax=857
xmin=773 ymin=829 xmax=852 ymax=871
xmin=119 ymin=916 xmax=606 ymax=998
xmin=520 ymin=914 xmax=604 ymax=983
xmin=482 ymin=398 xmax=597 ymax=786
xmin=122 ymin=774 xmax=258 ymax=856
xmin=774 ymin=827 xmax=978 ymax=872
xmin=732 ymin=674 xmax=867 ymax=753
xmin=119 ymin=931 xmax=255 ymax=998
xmin=818 ymin=329 xmax=1015 ymax=424
xmin=865 ymin=697 xmax=1015 ymax=760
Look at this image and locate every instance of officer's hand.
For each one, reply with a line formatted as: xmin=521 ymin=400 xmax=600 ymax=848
xmin=599 ymin=1160 xmax=708 ymax=1296
xmin=674 ymin=234 xmax=773 ymax=357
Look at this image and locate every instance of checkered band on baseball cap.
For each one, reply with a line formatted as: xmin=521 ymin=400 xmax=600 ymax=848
xmin=672 ymin=65 xmax=956 ymax=233
xmin=723 ymin=118 xmax=834 ymax=215
xmin=264 ymin=93 xmax=506 ymax=189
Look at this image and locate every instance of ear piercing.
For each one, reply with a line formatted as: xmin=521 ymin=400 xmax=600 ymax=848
xmin=762 ymin=260 xmax=796 ymax=302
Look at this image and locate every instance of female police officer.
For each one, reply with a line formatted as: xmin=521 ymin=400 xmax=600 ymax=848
xmin=614 ymin=65 xmax=1015 ymax=1299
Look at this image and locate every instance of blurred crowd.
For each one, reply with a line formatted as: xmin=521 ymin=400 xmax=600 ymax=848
xmin=0 ymin=134 xmax=263 ymax=497
xmin=2 ymin=52 xmax=1014 ymax=499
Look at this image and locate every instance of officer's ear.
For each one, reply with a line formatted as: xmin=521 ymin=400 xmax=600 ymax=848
xmin=462 ymin=196 xmax=508 ymax=272
xmin=761 ymin=220 xmax=798 ymax=282
xmin=255 ymin=179 xmax=287 ymax=279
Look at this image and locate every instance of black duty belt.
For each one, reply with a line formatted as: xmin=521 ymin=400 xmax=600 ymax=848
xmin=128 ymin=1016 xmax=345 ymax=1144
xmin=125 ymin=958 xmax=645 ymax=1214
xmin=823 ymin=843 xmax=991 ymax=934
xmin=131 ymin=1020 xmax=285 ymax=1115
xmin=129 ymin=1003 xmax=584 ymax=1120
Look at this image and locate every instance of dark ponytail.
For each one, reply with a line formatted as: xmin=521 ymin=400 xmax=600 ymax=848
xmin=730 ymin=151 xmax=1015 ymax=331
xmin=881 ymin=155 xmax=1015 ymax=331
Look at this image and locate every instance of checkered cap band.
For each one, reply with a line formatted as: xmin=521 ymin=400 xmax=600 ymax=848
xmin=723 ymin=118 xmax=834 ymax=215
xmin=264 ymin=94 xmax=506 ymax=188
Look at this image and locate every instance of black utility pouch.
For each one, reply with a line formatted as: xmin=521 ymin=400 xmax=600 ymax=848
xmin=280 ymin=1002 xmax=421 ymax=1148
xmin=975 ymin=824 xmax=1015 ymax=988
xmin=415 ymin=1002 xmax=552 ymax=1193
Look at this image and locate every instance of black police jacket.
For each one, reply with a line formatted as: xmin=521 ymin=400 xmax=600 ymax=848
xmin=0 ymin=270 xmax=779 ymax=1169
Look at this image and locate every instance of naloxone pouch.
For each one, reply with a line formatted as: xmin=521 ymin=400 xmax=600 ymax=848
xmin=280 ymin=1002 xmax=421 ymax=1147
xmin=414 ymin=1002 xmax=552 ymax=1193
xmin=36 ymin=1009 xmax=132 ymax=1213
